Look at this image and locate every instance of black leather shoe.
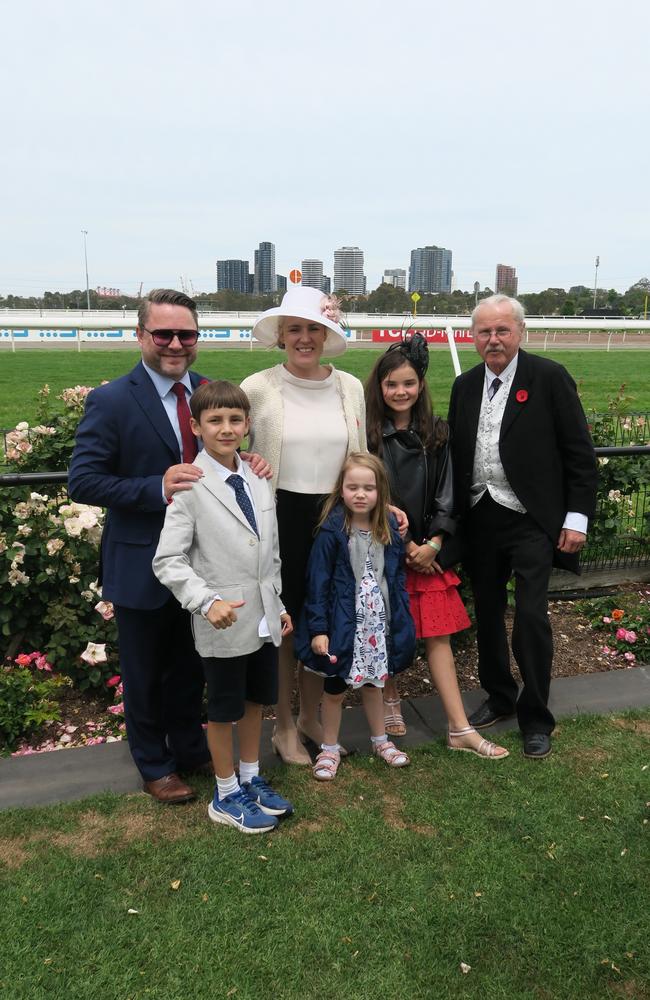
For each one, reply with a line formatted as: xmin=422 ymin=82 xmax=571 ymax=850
xmin=468 ymin=701 xmax=514 ymax=730
xmin=523 ymin=733 xmax=552 ymax=758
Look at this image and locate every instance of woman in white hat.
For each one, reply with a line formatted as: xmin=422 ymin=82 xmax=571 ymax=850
xmin=241 ymin=286 xmax=366 ymax=764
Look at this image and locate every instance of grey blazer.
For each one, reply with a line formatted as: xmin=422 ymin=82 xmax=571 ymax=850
xmin=152 ymin=451 xmax=284 ymax=658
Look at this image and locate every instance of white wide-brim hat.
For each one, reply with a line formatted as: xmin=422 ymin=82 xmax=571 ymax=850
xmin=252 ymin=286 xmax=348 ymax=358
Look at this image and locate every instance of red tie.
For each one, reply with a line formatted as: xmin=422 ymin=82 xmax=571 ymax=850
xmin=171 ymin=382 xmax=197 ymax=463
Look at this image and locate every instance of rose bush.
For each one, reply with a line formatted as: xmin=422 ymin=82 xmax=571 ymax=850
xmin=2 ymin=383 xmax=119 ymax=689
xmin=0 ymin=652 xmax=69 ymax=752
xmin=576 ymin=589 xmax=650 ymax=666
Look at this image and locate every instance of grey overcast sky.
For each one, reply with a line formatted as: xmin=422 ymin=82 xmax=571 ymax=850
xmin=1 ymin=0 xmax=648 ymax=297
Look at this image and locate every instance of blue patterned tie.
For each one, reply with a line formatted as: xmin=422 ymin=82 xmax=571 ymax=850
xmin=226 ymin=474 xmax=258 ymax=536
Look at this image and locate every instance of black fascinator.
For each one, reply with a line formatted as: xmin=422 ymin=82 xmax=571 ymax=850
xmin=386 ymin=331 xmax=429 ymax=378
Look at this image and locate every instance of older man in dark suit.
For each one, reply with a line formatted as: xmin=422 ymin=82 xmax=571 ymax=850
xmin=448 ymin=295 xmax=598 ymax=758
xmin=68 ymin=288 xmax=266 ymax=802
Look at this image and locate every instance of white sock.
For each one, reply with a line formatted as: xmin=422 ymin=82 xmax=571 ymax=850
xmin=216 ymin=773 xmax=239 ymax=800
xmin=321 ymin=742 xmax=341 ymax=753
xmin=239 ymin=760 xmax=259 ymax=786
xmin=371 ymin=733 xmax=388 ymax=746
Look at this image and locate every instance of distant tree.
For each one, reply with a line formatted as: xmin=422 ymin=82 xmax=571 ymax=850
xmin=561 ymin=298 xmax=576 ymax=316
xmin=366 ymin=283 xmax=410 ymax=314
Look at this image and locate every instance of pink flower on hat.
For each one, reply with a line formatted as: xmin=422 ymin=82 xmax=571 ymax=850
xmin=320 ymin=295 xmax=342 ymax=325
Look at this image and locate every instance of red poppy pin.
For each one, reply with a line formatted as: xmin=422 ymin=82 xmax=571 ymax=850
xmin=516 ymin=389 xmax=528 ymax=403
xmin=199 ymin=378 xmax=210 ymax=385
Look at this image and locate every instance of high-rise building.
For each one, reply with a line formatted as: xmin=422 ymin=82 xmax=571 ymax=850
xmin=333 ymin=247 xmax=366 ymax=296
xmin=495 ymin=264 xmax=518 ymax=296
xmin=383 ymin=268 xmax=407 ymax=289
xmin=216 ymin=259 xmax=250 ymax=293
xmin=301 ymin=259 xmax=325 ymax=291
xmin=408 ymin=246 xmax=453 ymax=294
xmin=301 ymin=259 xmax=331 ymax=293
xmin=253 ymin=241 xmax=276 ymax=295
xmin=276 ymin=274 xmax=287 ymax=293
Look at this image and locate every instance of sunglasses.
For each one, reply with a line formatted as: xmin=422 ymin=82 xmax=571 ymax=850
xmin=143 ymin=327 xmax=199 ymax=347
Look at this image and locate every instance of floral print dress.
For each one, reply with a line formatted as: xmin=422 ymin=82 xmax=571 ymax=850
xmin=347 ymin=531 xmax=389 ymax=690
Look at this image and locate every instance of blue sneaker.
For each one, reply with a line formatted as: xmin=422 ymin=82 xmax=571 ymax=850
xmin=208 ymin=788 xmax=278 ymax=834
xmin=242 ymin=775 xmax=294 ymax=817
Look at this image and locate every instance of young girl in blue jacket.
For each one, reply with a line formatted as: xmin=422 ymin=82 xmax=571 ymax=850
xmin=295 ymin=453 xmax=416 ymax=780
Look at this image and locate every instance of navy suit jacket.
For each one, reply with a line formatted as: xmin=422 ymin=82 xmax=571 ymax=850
xmin=448 ymin=349 xmax=598 ymax=573
xmin=68 ymin=362 xmax=206 ymax=609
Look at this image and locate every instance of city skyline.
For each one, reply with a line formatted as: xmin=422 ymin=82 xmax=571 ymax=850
xmin=1 ymin=1 xmax=647 ymax=298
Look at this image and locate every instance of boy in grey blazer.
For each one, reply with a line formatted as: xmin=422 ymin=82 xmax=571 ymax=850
xmin=153 ymin=381 xmax=294 ymax=834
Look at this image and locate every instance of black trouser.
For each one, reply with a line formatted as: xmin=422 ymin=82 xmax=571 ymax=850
xmin=466 ymin=493 xmax=555 ymax=735
xmin=115 ymin=597 xmax=210 ymax=781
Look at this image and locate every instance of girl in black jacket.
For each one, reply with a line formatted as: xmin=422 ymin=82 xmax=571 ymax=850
xmin=365 ymin=335 xmax=508 ymax=759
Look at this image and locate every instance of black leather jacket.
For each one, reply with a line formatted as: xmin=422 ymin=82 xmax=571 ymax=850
xmin=381 ymin=418 xmax=457 ymax=545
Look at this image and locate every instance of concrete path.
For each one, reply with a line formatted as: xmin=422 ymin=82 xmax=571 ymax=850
xmin=1 ymin=666 xmax=649 ymax=811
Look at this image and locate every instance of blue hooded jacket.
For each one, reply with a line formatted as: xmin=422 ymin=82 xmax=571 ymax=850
xmin=294 ymin=504 xmax=416 ymax=681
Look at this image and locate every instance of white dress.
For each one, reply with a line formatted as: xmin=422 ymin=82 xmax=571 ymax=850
xmin=347 ymin=531 xmax=390 ymax=690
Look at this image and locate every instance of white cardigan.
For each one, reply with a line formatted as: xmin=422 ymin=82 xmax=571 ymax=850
xmin=241 ymin=363 xmax=367 ymax=492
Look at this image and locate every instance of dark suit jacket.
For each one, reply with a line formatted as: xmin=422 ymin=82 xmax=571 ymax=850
xmin=68 ymin=362 xmax=206 ymax=609
xmin=447 ymin=349 xmax=598 ymax=573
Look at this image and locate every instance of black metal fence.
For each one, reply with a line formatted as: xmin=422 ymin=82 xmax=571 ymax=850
xmin=1 ymin=448 xmax=648 ymax=573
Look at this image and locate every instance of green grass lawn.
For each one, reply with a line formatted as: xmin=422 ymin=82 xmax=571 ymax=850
xmin=1 ymin=712 xmax=648 ymax=1000
xmin=1 ymin=348 xmax=649 ymax=428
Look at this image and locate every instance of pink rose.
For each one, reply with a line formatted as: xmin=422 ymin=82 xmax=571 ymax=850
xmin=615 ymin=628 xmax=627 ymax=641
xmin=34 ymin=655 xmax=53 ymax=672
xmin=106 ymin=675 xmax=121 ymax=688
xmin=602 ymin=617 xmax=611 ymax=624
xmin=94 ymin=600 xmax=115 ymax=621
xmin=15 ymin=653 xmax=33 ymax=667
xmin=624 ymin=652 xmax=636 ymax=662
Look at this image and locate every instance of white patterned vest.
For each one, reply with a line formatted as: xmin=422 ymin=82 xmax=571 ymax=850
xmin=470 ymin=369 xmax=526 ymax=513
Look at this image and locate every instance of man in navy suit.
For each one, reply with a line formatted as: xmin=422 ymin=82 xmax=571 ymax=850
xmin=69 ymin=289 xmax=263 ymax=802
xmin=448 ymin=295 xmax=598 ymax=758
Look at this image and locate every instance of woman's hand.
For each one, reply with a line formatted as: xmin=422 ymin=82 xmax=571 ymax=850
xmin=387 ymin=504 xmax=408 ymax=539
xmin=280 ymin=612 xmax=293 ymax=637
xmin=241 ymin=451 xmax=273 ymax=480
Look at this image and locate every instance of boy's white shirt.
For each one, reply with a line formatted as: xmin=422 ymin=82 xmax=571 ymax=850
xmin=152 ymin=449 xmax=285 ymax=657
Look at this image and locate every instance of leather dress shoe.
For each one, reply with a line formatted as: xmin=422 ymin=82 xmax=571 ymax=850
xmin=468 ymin=700 xmax=514 ymax=730
xmin=523 ymin=733 xmax=552 ymax=759
xmin=143 ymin=773 xmax=196 ymax=804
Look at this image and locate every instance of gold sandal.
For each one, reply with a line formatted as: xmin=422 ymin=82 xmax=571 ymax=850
xmin=447 ymin=726 xmax=509 ymax=759
xmin=383 ymin=698 xmax=407 ymax=738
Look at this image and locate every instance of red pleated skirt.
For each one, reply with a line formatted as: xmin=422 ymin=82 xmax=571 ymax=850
xmin=405 ymin=567 xmax=471 ymax=639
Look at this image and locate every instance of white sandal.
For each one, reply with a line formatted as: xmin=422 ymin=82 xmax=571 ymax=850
xmin=447 ymin=726 xmax=509 ymax=759
xmin=372 ymin=740 xmax=410 ymax=768
xmin=312 ymin=749 xmax=341 ymax=781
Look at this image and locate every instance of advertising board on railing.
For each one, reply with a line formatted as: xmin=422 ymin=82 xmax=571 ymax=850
xmin=371 ymin=328 xmax=474 ymax=343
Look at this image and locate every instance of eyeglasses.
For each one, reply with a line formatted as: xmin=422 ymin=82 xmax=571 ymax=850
xmin=143 ymin=327 xmax=199 ymax=347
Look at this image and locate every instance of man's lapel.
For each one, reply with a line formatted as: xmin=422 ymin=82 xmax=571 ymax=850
xmin=500 ymin=349 xmax=533 ymax=441
xmin=195 ymin=453 xmax=257 ymax=535
xmin=128 ymin=362 xmax=180 ymax=460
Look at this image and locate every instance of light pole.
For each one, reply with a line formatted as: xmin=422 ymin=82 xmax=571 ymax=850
xmin=81 ymin=229 xmax=90 ymax=311
xmin=592 ymin=255 xmax=600 ymax=310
